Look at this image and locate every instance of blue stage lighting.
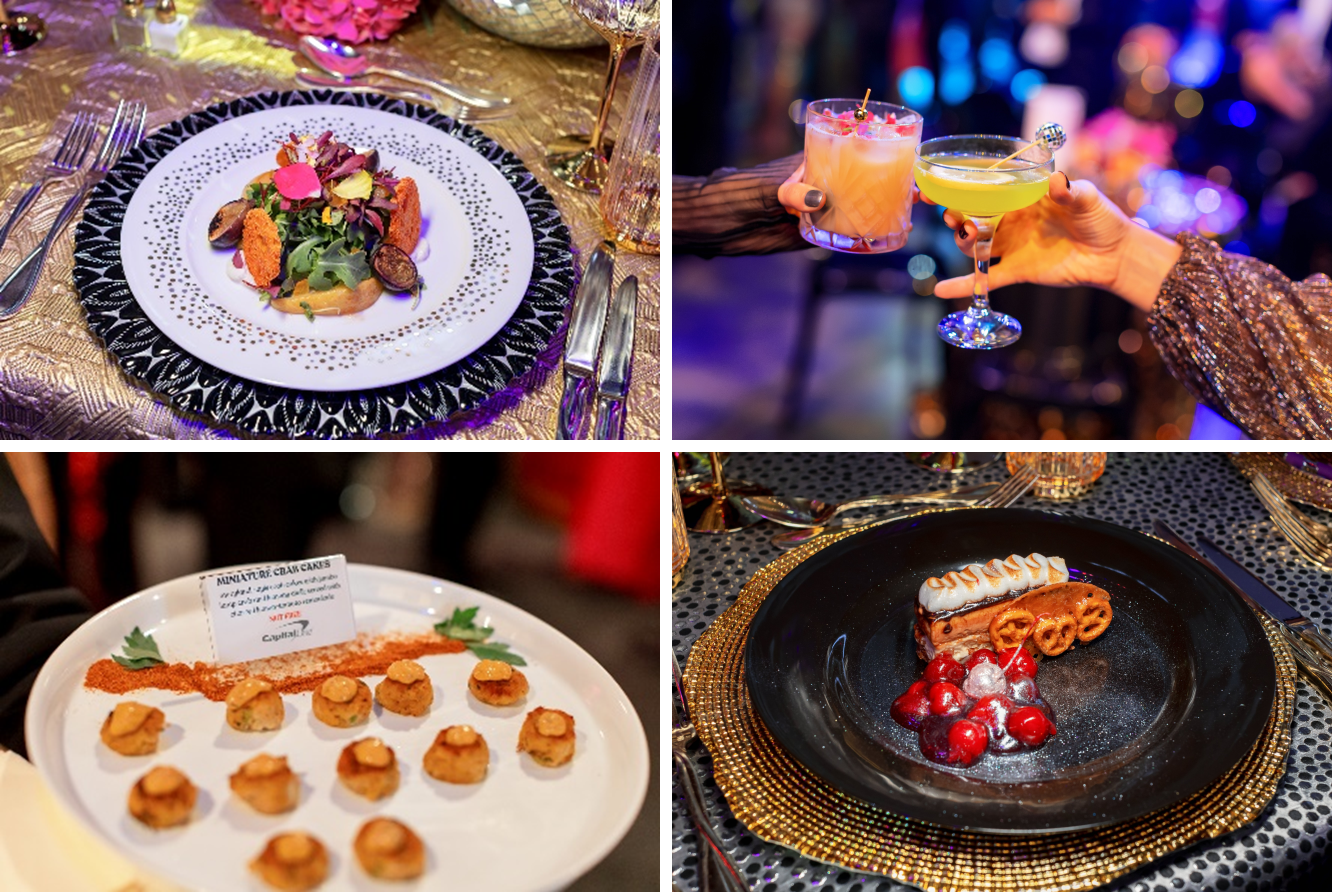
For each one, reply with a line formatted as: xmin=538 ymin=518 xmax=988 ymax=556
xmin=1228 ymin=100 xmax=1256 ymax=127
xmin=1010 ymin=69 xmax=1046 ymax=102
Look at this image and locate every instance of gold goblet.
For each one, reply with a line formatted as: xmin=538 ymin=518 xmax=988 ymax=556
xmin=547 ymin=0 xmax=659 ymax=193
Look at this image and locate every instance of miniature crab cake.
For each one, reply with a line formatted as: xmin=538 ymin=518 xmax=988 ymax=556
xmin=99 ymin=701 xmax=166 ymax=755
xmin=250 ymin=831 xmax=329 ymax=892
xmin=517 ymin=707 xmax=576 ymax=767
xmin=375 ymin=659 xmax=433 ymax=717
xmin=422 ymin=725 xmax=489 ymax=784
xmin=312 ymin=674 xmax=372 ymax=728
xmin=353 ymin=817 xmax=426 ymax=880
xmin=225 ymin=676 xmax=285 ymax=732
xmin=229 ymin=753 xmax=299 ymax=814
xmin=336 ymin=737 xmax=400 ymax=800
xmin=128 ymin=765 xmax=197 ymax=829
xmin=467 ymin=659 xmax=529 ymax=706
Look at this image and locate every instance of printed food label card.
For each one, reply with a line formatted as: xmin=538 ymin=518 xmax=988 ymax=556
xmin=199 ymin=555 xmax=357 ymax=663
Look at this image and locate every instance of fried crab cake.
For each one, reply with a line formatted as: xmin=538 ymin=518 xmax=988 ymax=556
xmin=250 ymin=831 xmax=329 ymax=892
xmin=517 ymin=707 xmax=576 ymax=767
xmin=229 ymin=753 xmax=299 ymax=814
xmin=384 ymin=176 xmax=421 ymax=254
xmin=240 ymin=207 xmax=282 ymax=287
xmin=99 ymin=701 xmax=166 ymax=756
xmin=128 ymin=765 xmax=197 ymax=829
xmin=375 ymin=659 xmax=433 ymax=717
xmin=312 ymin=674 xmax=372 ymax=728
xmin=467 ymin=659 xmax=529 ymax=707
xmin=225 ymin=676 xmax=285 ymax=732
xmin=336 ymin=737 xmax=399 ymax=800
xmin=422 ymin=725 xmax=489 ymax=784
xmin=353 ymin=817 xmax=426 ymax=881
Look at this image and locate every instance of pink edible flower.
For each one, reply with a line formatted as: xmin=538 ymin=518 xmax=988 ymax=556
xmin=274 ymin=162 xmax=323 ymax=200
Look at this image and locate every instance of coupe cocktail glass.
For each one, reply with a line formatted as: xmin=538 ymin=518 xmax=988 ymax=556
xmin=800 ymin=99 xmax=922 ymax=254
xmin=914 ymin=135 xmax=1054 ymax=349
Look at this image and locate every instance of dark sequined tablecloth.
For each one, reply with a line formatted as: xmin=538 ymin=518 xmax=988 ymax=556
xmin=671 ymin=452 xmax=1332 ymax=892
xmin=0 ymin=0 xmax=658 ymax=439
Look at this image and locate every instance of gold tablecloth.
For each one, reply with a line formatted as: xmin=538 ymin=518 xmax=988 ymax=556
xmin=0 ymin=0 xmax=659 ymax=439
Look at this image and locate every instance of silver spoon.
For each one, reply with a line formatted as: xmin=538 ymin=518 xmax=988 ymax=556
xmin=741 ymin=480 xmax=1000 ymax=528
xmin=294 ymin=71 xmax=514 ymax=122
xmin=298 ymin=35 xmax=511 ymax=110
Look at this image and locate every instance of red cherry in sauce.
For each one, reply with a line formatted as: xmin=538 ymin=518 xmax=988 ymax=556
xmin=1007 ymin=706 xmax=1056 ymax=746
xmin=947 ymin=719 xmax=989 ymax=766
xmin=996 ymin=647 xmax=1037 ymax=681
xmin=890 ymin=688 xmax=932 ymax=730
xmin=1009 ymin=675 xmax=1042 ymax=704
xmin=964 ymin=649 xmax=999 ymax=671
xmin=928 ymin=682 xmax=967 ymax=716
xmin=924 ymin=653 xmax=966 ymax=685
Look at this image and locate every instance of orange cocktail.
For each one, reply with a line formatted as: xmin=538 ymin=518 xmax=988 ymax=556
xmin=800 ymin=99 xmax=922 ymax=254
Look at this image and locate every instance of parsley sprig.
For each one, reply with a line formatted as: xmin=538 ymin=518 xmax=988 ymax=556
xmin=434 ymin=607 xmax=527 ymax=666
xmin=112 ymin=626 xmax=165 ymax=670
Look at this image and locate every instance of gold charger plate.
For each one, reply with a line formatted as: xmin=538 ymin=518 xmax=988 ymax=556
xmin=684 ymin=521 xmax=1296 ymax=892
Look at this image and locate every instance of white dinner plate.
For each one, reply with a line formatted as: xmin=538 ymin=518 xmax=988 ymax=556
xmin=118 ymin=104 xmax=535 ymax=391
xmin=25 ymin=564 xmax=649 ymax=892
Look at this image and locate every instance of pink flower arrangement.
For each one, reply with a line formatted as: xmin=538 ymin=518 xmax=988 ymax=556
xmin=251 ymin=0 xmax=419 ymax=44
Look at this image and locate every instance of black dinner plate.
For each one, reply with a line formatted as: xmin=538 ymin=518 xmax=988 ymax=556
xmin=743 ymin=508 xmax=1277 ymax=834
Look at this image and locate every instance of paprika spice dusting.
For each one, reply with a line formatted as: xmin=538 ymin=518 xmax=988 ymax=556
xmin=84 ymin=632 xmax=467 ymax=701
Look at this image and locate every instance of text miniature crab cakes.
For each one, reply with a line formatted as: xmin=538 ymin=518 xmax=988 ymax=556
xmin=99 ymin=701 xmax=166 ymax=755
xmin=128 ymin=765 xmax=197 ymax=829
xmin=353 ymin=817 xmax=426 ymax=881
xmin=422 ymin=725 xmax=489 ymax=784
xmin=467 ymin=659 xmax=529 ymax=706
xmin=312 ymin=674 xmax=372 ymax=728
xmin=250 ymin=831 xmax=329 ymax=892
xmin=229 ymin=753 xmax=299 ymax=814
xmin=375 ymin=659 xmax=433 ymax=716
xmin=225 ymin=676 xmax=285 ymax=731
xmin=517 ymin=707 xmax=576 ymax=767
xmin=336 ymin=737 xmax=400 ymax=800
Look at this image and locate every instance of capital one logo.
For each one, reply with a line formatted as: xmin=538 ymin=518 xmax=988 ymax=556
xmin=262 ymin=619 xmax=314 ymax=643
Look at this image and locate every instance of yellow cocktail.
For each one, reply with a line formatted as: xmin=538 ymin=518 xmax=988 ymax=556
xmin=914 ymin=158 xmax=1051 ymax=217
xmin=915 ymin=134 xmax=1056 ymax=349
xmin=800 ymin=99 xmax=923 ymax=253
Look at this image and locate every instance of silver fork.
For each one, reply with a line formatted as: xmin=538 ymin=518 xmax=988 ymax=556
xmin=771 ymin=464 xmax=1038 ymax=549
xmin=0 ymin=112 xmax=98 ymax=254
xmin=0 ymin=100 xmax=147 ymax=318
xmin=1251 ymin=472 xmax=1332 ymax=567
xmin=672 ymin=652 xmax=749 ymax=892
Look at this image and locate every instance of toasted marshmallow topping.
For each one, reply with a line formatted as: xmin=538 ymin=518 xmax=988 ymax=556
xmin=918 ymin=553 xmax=1068 ymax=612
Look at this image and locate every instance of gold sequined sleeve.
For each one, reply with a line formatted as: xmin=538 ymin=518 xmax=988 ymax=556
xmin=1147 ymin=232 xmax=1332 ymax=439
xmin=672 ymin=153 xmax=809 ymax=257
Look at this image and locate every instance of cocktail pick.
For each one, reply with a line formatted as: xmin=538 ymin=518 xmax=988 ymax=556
xmin=853 ymin=88 xmax=871 ymax=122
xmin=983 ymin=121 xmax=1067 ymax=171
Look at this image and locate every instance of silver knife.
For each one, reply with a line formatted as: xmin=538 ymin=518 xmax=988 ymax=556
xmin=557 ymin=242 xmax=615 ymax=439
xmin=1153 ymin=519 xmax=1332 ymax=700
xmin=593 ymin=275 xmax=637 ymax=440
xmin=1196 ymin=533 xmax=1332 ymax=667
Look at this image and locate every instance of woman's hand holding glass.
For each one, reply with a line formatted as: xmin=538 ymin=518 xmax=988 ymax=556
xmin=925 ymin=173 xmax=1183 ymax=312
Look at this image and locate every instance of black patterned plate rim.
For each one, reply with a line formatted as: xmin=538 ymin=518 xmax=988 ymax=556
xmin=71 ymin=90 xmax=576 ymax=439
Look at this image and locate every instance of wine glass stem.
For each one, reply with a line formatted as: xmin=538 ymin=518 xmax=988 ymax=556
xmin=588 ymin=37 xmax=630 ymax=158
xmin=967 ymin=214 xmax=1001 ymax=318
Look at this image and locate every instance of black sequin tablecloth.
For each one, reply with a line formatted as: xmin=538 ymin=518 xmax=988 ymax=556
xmin=670 ymin=452 xmax=1332 ymax=892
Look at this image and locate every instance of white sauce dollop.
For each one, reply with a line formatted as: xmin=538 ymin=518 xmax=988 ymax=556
xmin=226 ymin=249 xmax=258 ymax=288
xmin=918 ymin=554 xmax=1068 ymax=613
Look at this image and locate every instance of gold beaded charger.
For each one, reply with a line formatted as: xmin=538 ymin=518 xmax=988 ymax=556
xmin=684 ymin=521 xmax=1296 ymax=892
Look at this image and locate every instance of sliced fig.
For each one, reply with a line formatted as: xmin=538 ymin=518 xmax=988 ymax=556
xmin=208 ymin=198 xmax=254 ymax=248
xmin=371 ymin=243 xmax=419 ymax=291
xmin=361 ymin=148 xmax=379 ymax=173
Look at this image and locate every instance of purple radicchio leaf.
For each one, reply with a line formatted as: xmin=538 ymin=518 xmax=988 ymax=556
xmin=328 ymin=153 xmax=368 ymax=179
xmin=366 ymin=210 xmax=385 ymax=236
